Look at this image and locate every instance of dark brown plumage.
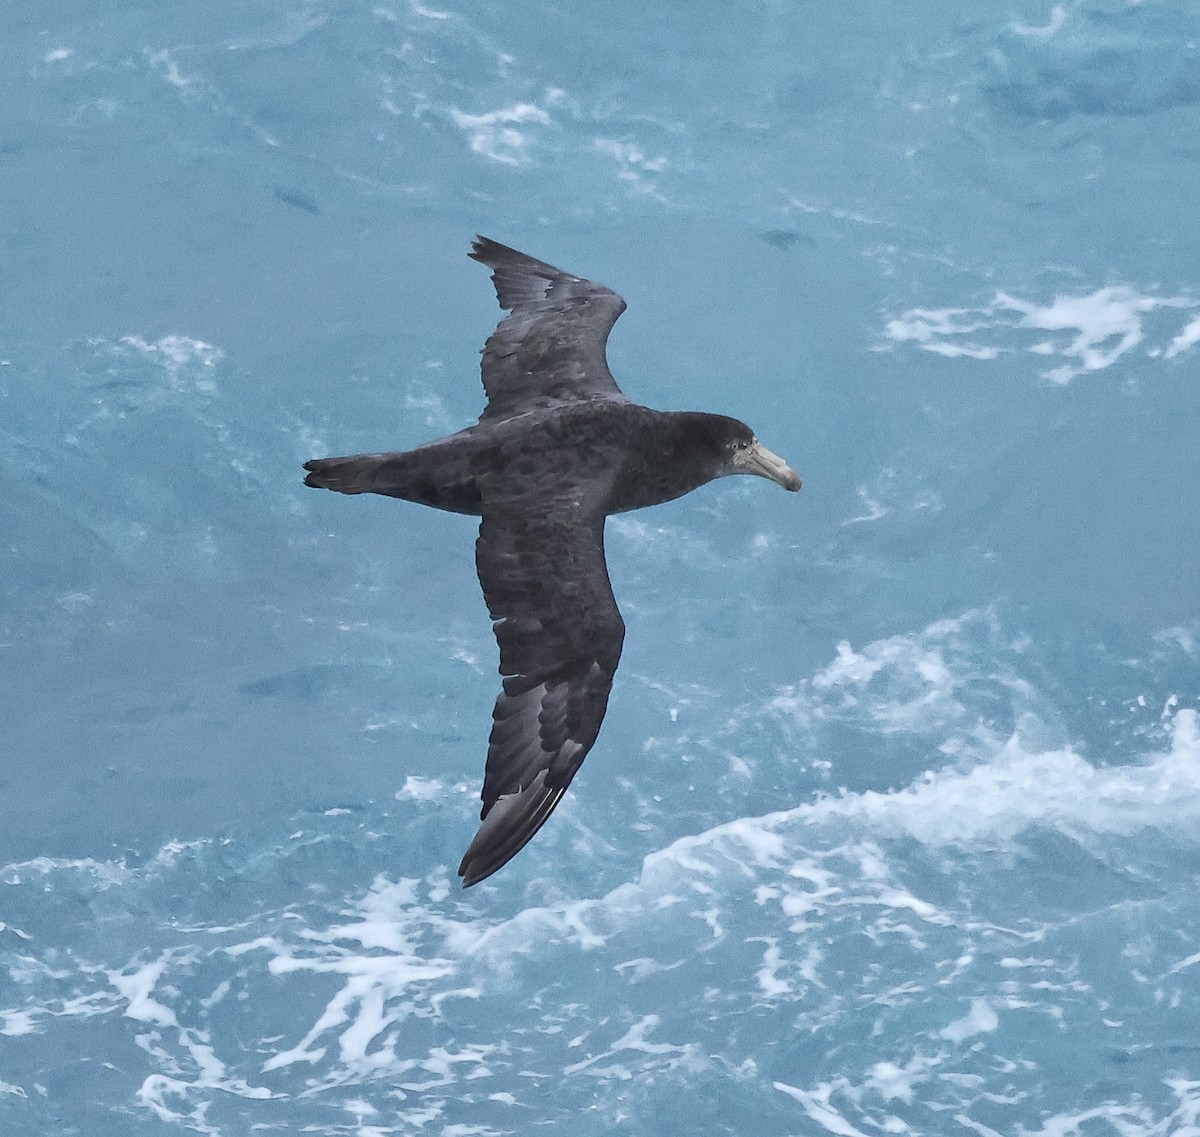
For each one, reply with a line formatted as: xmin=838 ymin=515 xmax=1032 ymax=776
xmin=304 ymin=237 xmax=801 ymax=887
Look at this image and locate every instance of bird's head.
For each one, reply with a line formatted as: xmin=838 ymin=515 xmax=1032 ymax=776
xmin=682 ymin=413 xmax=802 ymax=492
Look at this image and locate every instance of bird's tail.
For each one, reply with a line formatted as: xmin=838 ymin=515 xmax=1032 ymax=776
xmin=303 ymin=449 xmax=483 ymax=514
xmin=303 ymin=454 xmax=389 ymax=494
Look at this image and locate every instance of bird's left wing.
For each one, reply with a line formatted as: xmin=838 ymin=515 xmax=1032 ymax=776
xmin=460 ymin=492 xmax=625 ymax=887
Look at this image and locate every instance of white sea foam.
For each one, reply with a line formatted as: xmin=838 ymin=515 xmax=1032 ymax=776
xmin=396 ymin=775 xmax=444 ymax=801
xmin=118 ymin=334 xmax=222 ymax=385
xmin=0 ymin=1010 xmax=39 ymax=1037
xmin=1155 ymin=624 xmax=1198 ymax=657
xmin=593 ymin=139 xmax=668 ymax=174
xmin=939 ymin=997 xmax=999 ymax=1043
xmin=884 ymin=287 xmax=1200 ymax=382
xmin=1165 ymin=314 xmax=1200 ymax=359
xmin=107 ymin=954 xmax=180 ymax=1027
xmin=786 ymin=194 xmax=885 ymax=227
xmin=996 ymin=288 xmax=1181 ymax=382
xmin=245 ymin=877 xmax=458 ymax=1075
xmin=803 ymin=707 xmax=1200 ymax=847
xmin=562 ymin=1014 xmax=700 ymax=1078
xmin=3 ymin=854 xmax=135 ymax=890
xmin=839 ymin=469 xmax=940 ymax=527
xmin=410 ymin=1 xmax=452 ymax=18
xmin=771 ymin=609 xmax=1017 ymax=748
xmin=1022 ymin=1081 xmax=1200 ymax=1137
xmin=842 ymin=486 xmax=888 ymax=524
xmin=101 ymin=951 xmax=276 ymax=1127
xmin=755 ymin=939 xmax=791 ymax=997
xmin=59 ymin=334 xmax=224 ymax=446
xmin=775 ymin=1080 xmax=873 ymax=1137
xmin=449 ymin=102 xmax=551 ymax=166
xmin=859 ymin=1054 xmax=939 ymax=1104
xmin=146 ymin=48 xmax=193 ymax=91
xmin=593 ymin=138 xmax=670 ymax=199
xmin=1011 ymin=4 xmax=1069 ymax=39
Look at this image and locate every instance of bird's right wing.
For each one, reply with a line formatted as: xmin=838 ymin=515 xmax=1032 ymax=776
xmin=460 ymin=493 xmax=625 ymax=887
xmin=469 ymin=236 xmax=628 ymax=422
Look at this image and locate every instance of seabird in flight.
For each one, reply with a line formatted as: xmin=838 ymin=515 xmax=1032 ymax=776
xmin=304 ymin=236 xmax=801 ymax=887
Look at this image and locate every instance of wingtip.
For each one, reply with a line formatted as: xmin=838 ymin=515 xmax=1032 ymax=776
xmin=469 ymin=234 xmax=503 ymax=264
xmin=458 ymin=841 xmax=484 ymax=888
xmin=456 ymin=772 xmax=566 ymax=888
xmin=458 ymin=859 xmax=486 ymax=889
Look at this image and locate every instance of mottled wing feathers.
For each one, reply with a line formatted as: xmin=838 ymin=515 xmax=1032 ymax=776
xmin=469 ymin=236 xmax=628 ymax=422
xmin=459 ymin=498 xmax=624 ymax=886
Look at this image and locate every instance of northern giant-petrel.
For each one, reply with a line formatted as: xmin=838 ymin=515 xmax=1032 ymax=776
xmin=304 ymin=237 xmax=801 ymax=887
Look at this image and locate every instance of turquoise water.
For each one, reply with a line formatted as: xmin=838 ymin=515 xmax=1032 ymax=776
xmin=3 ymin=2 xmax=1200 ymax=1133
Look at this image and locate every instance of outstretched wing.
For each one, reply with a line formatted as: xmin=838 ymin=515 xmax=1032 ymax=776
xmin=460 ymin=495 xmax=625 ymax=887
xmin=469 ymin=236 xmax=628 ymax=422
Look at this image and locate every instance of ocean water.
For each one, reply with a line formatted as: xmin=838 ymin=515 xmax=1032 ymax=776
xmin=3 ymin=1 xmax=1200 ymax=1133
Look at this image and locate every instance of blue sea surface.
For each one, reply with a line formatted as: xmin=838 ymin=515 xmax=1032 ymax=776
xmin=3 ymin=1 xmax=1200 ymax=1133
